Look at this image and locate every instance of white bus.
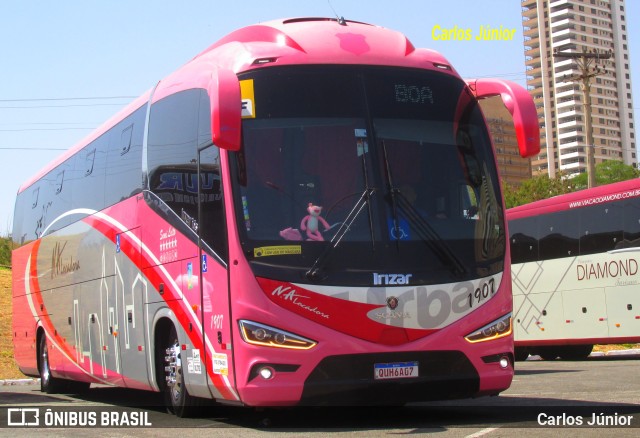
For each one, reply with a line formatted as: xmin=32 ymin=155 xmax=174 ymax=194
xmin=508 ymin=178 xmax=640 ymax=360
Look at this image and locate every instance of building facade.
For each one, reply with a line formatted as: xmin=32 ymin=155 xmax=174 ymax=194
xmin=480 ymin=96 xmax=533 ymax=187
xmin=522 ymin=0 xmax=636 ymax=177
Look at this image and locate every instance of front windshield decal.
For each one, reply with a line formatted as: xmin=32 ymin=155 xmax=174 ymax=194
xmin=254 ymin=245 xmax=302 ymax=258
xmin=242 ymin=195 xmax=251 ymax=231
xmin=240 ymin=79 xmax=256 ymax=119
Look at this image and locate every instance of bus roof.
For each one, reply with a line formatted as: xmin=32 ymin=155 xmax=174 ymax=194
xmin=18 ymin=17 xmax=459 ymax=195
xmin=191 ymin=17 xmax=457 ymax=73
xmin=506 ymin=177 xmax=640 ymax=220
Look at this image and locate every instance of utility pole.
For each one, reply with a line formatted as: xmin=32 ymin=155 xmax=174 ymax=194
xmin=553 ymin=49 xmax=611 ymax=189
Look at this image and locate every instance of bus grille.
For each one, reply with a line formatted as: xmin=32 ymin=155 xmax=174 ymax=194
xmin=300 ymin=351 xmax=479 ymax=405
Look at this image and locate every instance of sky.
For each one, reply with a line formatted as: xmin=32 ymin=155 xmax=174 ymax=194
xmin=0 ymin=0 xmax=638 ymax=237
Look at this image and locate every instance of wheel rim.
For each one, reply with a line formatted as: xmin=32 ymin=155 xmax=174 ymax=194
xmin=165 ymin=338 xmax=183 ymax=404
xmin=40 ymin=337 xmax=51 ymax=385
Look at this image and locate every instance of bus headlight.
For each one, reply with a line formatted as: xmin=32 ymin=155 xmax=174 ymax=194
xmin=238 ymin=320 xmax=317 ymax=350
xmin=464 ymin=313 xmax=512 ymax=343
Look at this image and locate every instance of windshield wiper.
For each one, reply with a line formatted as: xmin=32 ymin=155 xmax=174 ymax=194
xmin=305 ymin=188 xmax=375 ymax=281
xmin=381 ymin=140 xmax=402 ymax=250
xmin=380 ymin=140 xmax=466 ymax=277
xmin=395 ymin=192 xmax=466 ymax=277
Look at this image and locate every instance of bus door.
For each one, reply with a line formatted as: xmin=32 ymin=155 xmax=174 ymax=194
xmin=197 ymin=144 xmax=236 ymax=400
xmin=110 ymin=227 xmax=152 ymax=389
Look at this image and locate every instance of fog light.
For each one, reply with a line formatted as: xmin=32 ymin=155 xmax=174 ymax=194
xmin=259 ymin=366 xmax=274 ymax=380
xmin=499 ymin=356 xmax=509 ymax=369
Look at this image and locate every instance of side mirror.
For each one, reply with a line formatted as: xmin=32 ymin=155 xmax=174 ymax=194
xmin=467 ymin=79 xmax=540 ymax=158
xmin=209 ymin=68 xmax=241 ymax=151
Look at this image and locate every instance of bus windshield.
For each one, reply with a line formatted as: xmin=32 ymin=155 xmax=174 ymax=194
xmin=230 ymin=66 xmax=505 ymax=285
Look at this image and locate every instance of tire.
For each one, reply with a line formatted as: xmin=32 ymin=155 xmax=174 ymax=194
xmin=39 ymin=334 xmax=66 ymax=394
xmin=514 ymin=347 xmax=530 ymax=362
xmin=39 ymin=334 xmax=90 ymax=394
xmin=163 ymin=325 xmax=203 ymax=417
xmin=65 ymin=380 xmax=91 ymax=394
xmin=559 ymin=344 xmax=593 ymax=361
xmin=538 ymin=346 xmax=561 ymax=361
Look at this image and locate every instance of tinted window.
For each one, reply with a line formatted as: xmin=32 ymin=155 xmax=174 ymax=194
xmin=147 ymin=89 xmax=227 ymax=261
xmin=17 ymin=182 xmax=43 ymax=243
xmin=18 ymin=157 xmax=76 ymax=240
xmin=580 ymin=203 xmax=624 ymax=254
xmin=148 ymin=89 xmax=201 ymax=216
xmin=13 ymin=106 xmax=144 ymax=244
xmin=538 ymin=210 xmax=580 ymax=260
xmin=73 ymin=134 xmax=108 ymax=211
xmin=623 ymin=198 xmax=640 ymax=247
xmin=199 ymin=146 xmax=227 ymax=259
xmin=12 ymin=190 xmax=26 ymax=246
xmin=509 ymin=216 xmax=538 ymax=263
xmin=104 ymin=106 xmax=145 ymax=206
xmin=41 ymin=157 xmax=75 ymax=235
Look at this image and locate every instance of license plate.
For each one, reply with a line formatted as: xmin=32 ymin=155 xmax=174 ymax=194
xmin=374 ymin=361 xmax=419 ymax=380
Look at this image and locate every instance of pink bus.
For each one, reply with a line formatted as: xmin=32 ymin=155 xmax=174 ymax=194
xmin=12 ymin=17 xmax=539 ymax=415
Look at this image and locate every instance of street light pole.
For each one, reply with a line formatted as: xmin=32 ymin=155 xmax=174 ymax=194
xmin=581 ymin=75 xmax=596 ymax=189
xmin=553 ymin=49 xmax=611 ymax=189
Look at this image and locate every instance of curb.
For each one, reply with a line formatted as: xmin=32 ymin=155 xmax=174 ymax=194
xmin=0 ymin=378 xmax=39 ymax=386
xmin=527 ymin=349 xmax=640 ymax=361
xmin=600 ymin=348 xmax=640 ymax=356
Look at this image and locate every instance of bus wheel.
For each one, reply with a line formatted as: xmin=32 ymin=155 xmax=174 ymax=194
xmin=538 ymin=347 xmax=560 ymax=361
xmin=163 ymin=325 xmax=201 ymax=417
xmin=514 ymin=348 xmax=530 ymax=362
xmin=39 ymin=334 xmax=65 ymax=394
xmin=559 ymin=345 xmax=593 ymax=360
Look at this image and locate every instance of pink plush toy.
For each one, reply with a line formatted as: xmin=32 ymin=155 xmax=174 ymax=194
xmin=300 ymin=203 xmax=330 ymax=241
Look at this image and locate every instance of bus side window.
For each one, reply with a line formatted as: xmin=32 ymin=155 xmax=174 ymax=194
xmin=55 ymin=170 xmax=64 ymax=194
xmin=120 ymin=124 xmax=133 ymax=156
xmin=38 ymin=157 xmax=74 ymax=236
xmin=12 ymin=192 xmax=25 ymax=246
xmin=580 ymin=203 xmax=623 ymax=255
xmin=198 ymin=91 xmax=228 ymax=261
xmin=105 ymin=106 xmax=145 ymax=207
xmin=148 ymin=89 xmax=200 ymax=229
xmin=198 ymin=146 xmax=227 ymax=260
xmin=84 ymin=148 xmax=96 ymax=176
xmin=147 ymin=89 xmax=228 ymax=262
xmin=74 ymin=137 xmax=107 ymax=212
xmin=623 ymin=199 xmax=640 ymax=248
xmin=509 ymin=216 xmax=538 ymax=263
xmin=538 ymin=210 xmax=579 ymax=260
xmin=31 ymin=187 xmax=39 ymax=209
xmin=13 ymin=186 xmax=37 ymax=245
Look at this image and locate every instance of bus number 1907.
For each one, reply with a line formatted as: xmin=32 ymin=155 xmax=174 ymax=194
xmin=467 ymin=277 xmax=495 ymax=309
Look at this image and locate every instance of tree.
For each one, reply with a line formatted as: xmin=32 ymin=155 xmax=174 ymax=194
xmin=503 ymin=160 xmax=640 ymax=209
xmin=571 ymin=160 xmax=640 ymax=190
xmin=0 ymin=237 xmax=10 ymax=267
xmin=502 ymin=173 xmax=574 ymax=209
